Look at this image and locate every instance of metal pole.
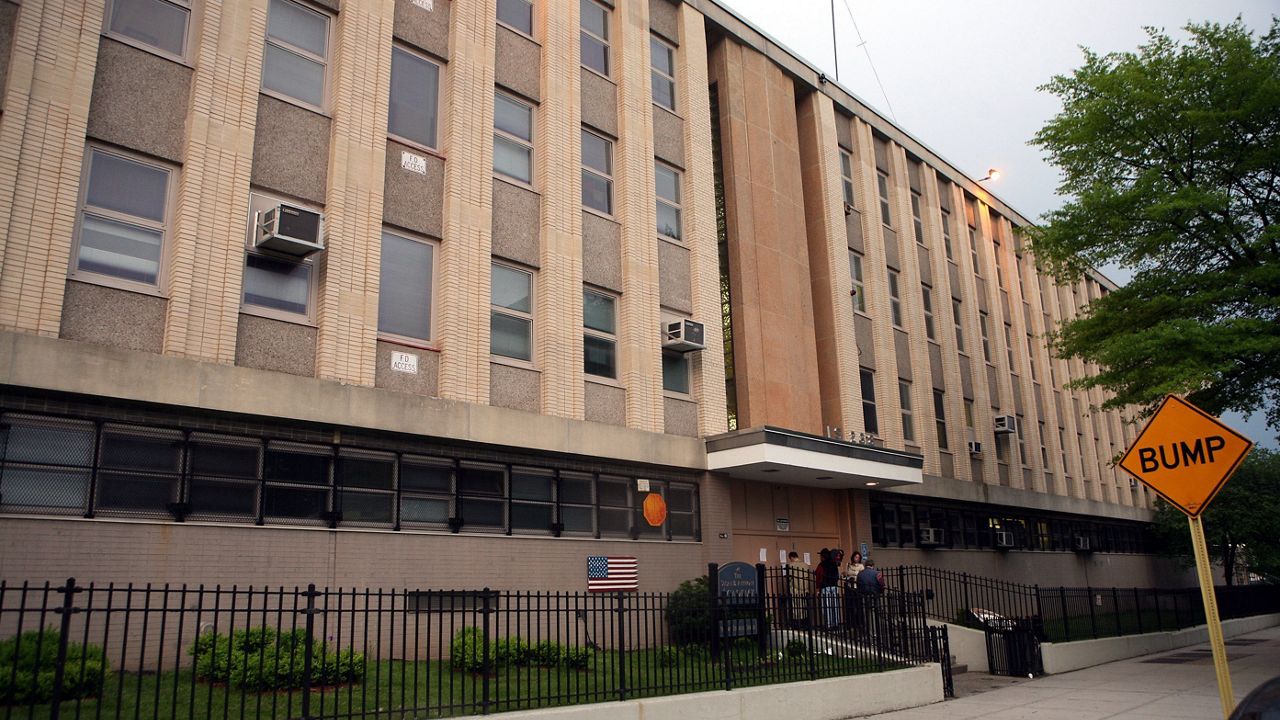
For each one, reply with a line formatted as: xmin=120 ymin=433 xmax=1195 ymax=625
xmin=1189 ymin=515 xmax=1234 ymax=719
xmin=300 ymin=584 xmax=318 ymax=720
xmin=829 ymin=0 xmax=839 ymax=82
xmin=49 ymin=578 xmax=81 ymax=720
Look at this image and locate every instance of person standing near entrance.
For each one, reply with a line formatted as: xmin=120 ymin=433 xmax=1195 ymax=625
xmin=783 ymin=551 xmax=810 ymax=628
xmin=817 ymin=548 xmax=841 ymax=628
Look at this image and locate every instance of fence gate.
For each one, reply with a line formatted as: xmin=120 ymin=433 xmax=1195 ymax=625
xmin=983 ymin=618 xmax=1043 ymax=678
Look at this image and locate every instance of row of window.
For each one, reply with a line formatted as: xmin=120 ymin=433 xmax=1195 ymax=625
xmin=0 ymin=412 xmax=700 ymax=540
xmin=870 ymin=498 xmax=1151 ymax=554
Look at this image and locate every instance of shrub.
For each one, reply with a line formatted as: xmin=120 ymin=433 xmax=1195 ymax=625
xmin=560 ymin=646 xmax=592 ymax=670
xmin=448 ymin=627 xmax=488 ymax=674
xmin=656 ymin=646 xmax=680 ymax=667
xmin=784 ymin=639 xmax=808 ymax=659
xmin=530 ymin=641 xmax=563 ymax=667
xmin=666 ymin=576 xmax=711 ymax=645
xmin=0 ymin=629 xmax=110 ymax=704
xmin=188 ymin=627 xmax=363 ymax=691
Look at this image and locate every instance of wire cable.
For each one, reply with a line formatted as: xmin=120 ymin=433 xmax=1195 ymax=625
xmin=839 ymin=0 xmax=898 ymax=122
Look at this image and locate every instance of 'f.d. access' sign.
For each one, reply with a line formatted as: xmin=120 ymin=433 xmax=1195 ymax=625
xmin=1118 ymin=395 xmax=1253 ymax=517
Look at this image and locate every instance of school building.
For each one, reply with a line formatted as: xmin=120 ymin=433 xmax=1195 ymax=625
xmin=0 ymin=0 xmax=1187 ymax=590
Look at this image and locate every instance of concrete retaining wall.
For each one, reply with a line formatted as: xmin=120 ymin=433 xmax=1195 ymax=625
xmin=928 ymin=621 xmax=988 ymax=673
xmin=453 ymin=664 xmax=944 ymax=720
xmin=1041 ymin=612 xmax=1280 ymax=674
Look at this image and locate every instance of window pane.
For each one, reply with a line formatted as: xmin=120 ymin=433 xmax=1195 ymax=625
xmin=582 ymin=170 xmax=612 ymax=214
xmin=87 ymin=151 xmax=169 ymax=222
xmin=401 ymin=496 xmax=449 ymax=523
xmin=388 ymin=48 xmax=440 ymax=148
xmin=341 ymin=491 xmax=393 ymax=524
xmin=582 ymin=291 xmax=615 ymax=333
xmin=461 ymin=498 xmax=503 ymax=527
xmin=97 ymin=472 xmax=176 ymax=510
xmin=599 ymin=507 xmax=630 ymax=535
xmin=110 ymin=0 xmax=188 ymax=56
xmin=581 ymin=131 xmax=611 ymax=173
xmin=581 ymin=34 xmax=608 ymax=75
xmin=496 ymin=0 xmax=532 ymax=34
xmin=580 ymin=0 xmax=608 ymax=38
xmin=561 ymin=474 xmax=593 ymax=503
xmin=511 ymin=470 xmax=553 ymax=501
xmin=511 ymin=502 xmax=552 ymax=531
xmin=267 ymin=0 xmax=328 ymax=57
xmin=100 ymin=431 xmax=180 ymax=472
xmin=670 ymin=513 xmax=695 ymax=538
xmin=0 ymin=468 xmax=89 ymax=509
xmin=378 ymin=232 xmax=433 ymax=339
xmin=652 ymin=72 xmax=675 ymax=110
xmin=494 ymin=137 xmax=532 ymax=183
xmin=190 ymin=440 xmax=258 ymax=479
xmin=243 ymin=253 xmax=311 ymax=315
xmin=337 ymin=455 xmax=394 ymax=490
xmin=668 ymin=486 xmax=694 ymax=513
xmin=583 ymin=335 xmax=616 ymax=378
xmin=655 ymin=165 xmax=679 ymax=202
xmin=494 ymin=94 xmax=532 ymax=141
xmin=78 ymin=214 xmax=162 ymax=284
xmin=189 ymin=479 xmax=257 ymax=516
xmin=1 ymin=419 xmax=95 ymax=466
xmin=662 ymin=351 xmax=689 ymax=393
xmin=561 ymin=505 xmax=593 ymax=533
xmin=401 ymin=459 xmax=451 ymax=492
xmin=263 ymin=43 xmax=325 ymax=107
xmin=491 ymin=264 xmax=531 ymax=311
xmin=264 ymin=447 xmax=330 ymax=485
xmin=650 ymin=37 xmax=673 ymax=75
xmin=264 ymin=486 xmax=327 ymax=519
xmin=656 ymin=202 xmax=681 ymax=240
xmin=458 ymin=465 xmax=504 ymax=495
xmin=598 ymin=477 xmax=629 ymax=506
xmin=491 ymin=312 xmax=532 ymax=360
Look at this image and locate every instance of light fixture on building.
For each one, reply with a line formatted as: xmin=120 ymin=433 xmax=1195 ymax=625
xmin=865 ymin=481 xmax=879 ymax=487
xmin=978 ymin=168 xmax=1002 ymax=182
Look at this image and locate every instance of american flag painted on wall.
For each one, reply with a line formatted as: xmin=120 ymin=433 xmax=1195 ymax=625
xmin=586 ymin=556 xmax=638 ymax=592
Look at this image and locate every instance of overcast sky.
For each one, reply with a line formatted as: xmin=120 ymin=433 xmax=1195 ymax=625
xmin=719 ymin=0 xmax=1277 ymax=447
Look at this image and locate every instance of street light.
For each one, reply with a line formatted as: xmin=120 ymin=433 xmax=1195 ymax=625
xmin=979 ymin=168 xmax=1002 ymax=182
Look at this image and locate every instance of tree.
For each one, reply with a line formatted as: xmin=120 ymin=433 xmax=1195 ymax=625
xmin=1149 ymin=448 xmax=1280 ymax=584
xmin=1029 ymin=19 xmax=1280 ymax=432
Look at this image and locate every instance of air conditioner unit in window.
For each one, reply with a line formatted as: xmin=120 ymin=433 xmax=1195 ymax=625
xmin=1073 ymin=535 xmax=1092 ymax=553
xmin=918 ymin=527 xmax=944 ymax=546
xmin=255 ymin=203 xmax=324 ymax=257
xmin=843 ymin=201 xmax=855 ymax=216
xmin=967 ymin=440 xmax=983 ymax=456
xmin=993 ymin=414 xmax=1018 ymax=435
xmin=994 ymin=530 xmax=1016 ymax=549
xmin=663 ymin=319 xmax=705 ymax=353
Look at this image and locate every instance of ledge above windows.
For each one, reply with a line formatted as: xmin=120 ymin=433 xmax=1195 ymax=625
xmin=705 ymin=426 xmax=923 ymax=490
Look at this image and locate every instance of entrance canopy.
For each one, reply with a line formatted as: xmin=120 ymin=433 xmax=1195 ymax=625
xmin=705 ymin=426 xmax=923 ymax=489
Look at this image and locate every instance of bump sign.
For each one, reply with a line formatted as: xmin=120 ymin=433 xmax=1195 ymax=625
xmin=1118 ymin=395 xmax=1252 ymax=517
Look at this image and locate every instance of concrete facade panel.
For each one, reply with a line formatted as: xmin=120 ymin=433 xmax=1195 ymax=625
xmin=495 ymin=25 xmax=541 ymax=102
xmin=652 ymin=106 xmax=684 ymax=167
xmin=584 ymin=380 xmax=626 ymax=426
xmin=580 ymin=69 xmax=617 ymax=136
xmin=928 ymin=343 xmax=944 ymax=390
xmin=882 ymin=226 xmax=899 ymax=269
xmin=59 ymin=281 xmax=165 ymax=354
xmin=87 ymin=39 xmax=191 ymax=163
xmin=893 ymin=329 xmax=911 ymax=380
xmin=374 ymin=341 xmax=439 ymax=397
xmin=959 ymin=354 xmax=974 ymax=399
xmin=658 ymin=239 xmax=692 ymax=314
xmin=0 ymin=1 xmax=15 ymax=103
xmin=251 ymin=95 xmax=330 ymax=205
xmin=492 ymin=180 xmax=542 ymax=267
xmin=648 ymin=0 xmax=680 ymax=44
xmin=582 ymin=212 xmax=622 ymax=292
xmin=393 ymin=0 xmax=451 ymax=59
xmin=383 ymin=140 xmax=444 ymax=238
xmin=854 ymin=315 xmax=874 ymax=370
xmin=845 ymin=209 xmax=863 ymax=252
xmin=490 ymin=362 xmax=541 ymax=413
xmin=235 ymin=314 xmax=317 ymax=377
xmin=916 ymin=243 xmax=932 ymax=286
xmin=663 ymin=395 xmax=697 ymax=437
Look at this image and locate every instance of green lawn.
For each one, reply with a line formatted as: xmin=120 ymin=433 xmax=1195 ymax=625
xmin=1039 ymin=607 xmax=1207 ymax=643
xmin=5 ymin=647 xmax=893 ymax=720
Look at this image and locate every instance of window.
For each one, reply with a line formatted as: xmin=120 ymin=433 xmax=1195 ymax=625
xmin=597 ymin=475 xmax=631 ymax=537
xmin=0 ymin=415 xmax=94 ymax=513
xmin=497 ymin=0 xmax=533 ymax=35
xmin=263 ymin=441 xmax=332 ymax=522
xmin=583 ymin=288 xmax=617 ymax=379
xmin=860 ymin=368 xmax=878 ymax=435
xmin=1040 ymin=421 xmax=1049 ymax=467
xmin=242 ymin=193 xmax=316 ymax=320
xmin=1027 ymin=334 xmax=1038 ymax=381
xmin=73 ymin=147 xmax=172 ymax=289
xmin=840 ymin=150 xmax=855 ymax=207
xmin=491 ymin=263 xmax=533 ymax=361
xmin=921 ymin=285 xmax=935 ymax=340
xmin=262 ymin=0 xmax=329 ymax=109
xmin=458 ymin=463 xmax=505 ymax=529
xmin=876 ymin=171 xmax=892 ymax=227
xmin=388 ymin=46 xmax=441 ymax=149
xmin=979 ymin=312 xmax=992 ymax=363
xmin=580 ymin=0 xmax=610 ymax=76
xmin=106 ymin=0 xmax=190 ymax=59
xmin=888 ymin=270 xmax=902 ymax=327
xmin=655 ymin=162 xmax=681 ymax=240
xmin=188 ymin=433 xmax=260 ymax=518
xmin=964 ymin=399 xmax=974 ymax=429
xmin=667 ymin=482 xmax=698 ymax=539
xmin=337 ymin=450 xmax=395 ymax=526
xmin=663 ymin=349 xmax=690 ymax=394
xmin=910 ymin=190 xmax=924 ymax=245
xmin=378 ymin=230 xmax=435 ymax=342
xmin=968 ymin=226 xmax=980 ymax=274
xmin=581 ymin=129 xmax=613 ymax=214
xmin=494 ymin=92 xmax=533 ymax=183
xmin=400 ymin=456 xmax=452 ymax=527
xmin=1017 ymin=416 xmax=1028 ymax=466
xmin=511 ymin=467 xmax=554 ymax=533
xmin=559 ymin=471 xmax=595 ymax=535
xmin=1004 ymin=324 xmax=1015 ymax=370
xmin=934 ymin=389 xmax=948 ymax=450
xmin=899 ymin=380 xmax=914 ymax=443
xmin=92 ymin=425 xmax=181 ymax=514
xmin=952 ymin=299 xmax=965 ymax=352
xmin=940 ymin=207 xmax=953 ymax=260
xmin=849 ymin=251 xmax=865 ymax=313
xmin=650 ymin=36 xmax=675 ymax=111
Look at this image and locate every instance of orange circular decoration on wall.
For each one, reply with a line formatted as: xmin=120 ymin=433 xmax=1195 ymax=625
xmin=643 ymin=492 xmax=668 ymax=527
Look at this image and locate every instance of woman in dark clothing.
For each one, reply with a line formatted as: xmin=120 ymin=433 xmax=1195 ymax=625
xmin=817 ymin=548 xmax=841 ymax=628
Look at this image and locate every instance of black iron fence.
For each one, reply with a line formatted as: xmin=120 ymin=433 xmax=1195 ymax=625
xmin=0 ymin=575 xmax=949 ymax=720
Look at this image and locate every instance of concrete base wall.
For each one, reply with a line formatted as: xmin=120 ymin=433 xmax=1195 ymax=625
xmin=452 ymin=664 xmax=943 ymax=720
xmin=928 ymin=621 xmax=988 ymax=673
xmin=874 ymin=547 xmax=1197 ymax=588
xmin=1041 ymin=612 xmax=1280 ymax=675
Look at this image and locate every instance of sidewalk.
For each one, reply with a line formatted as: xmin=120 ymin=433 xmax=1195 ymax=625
xmin=860 ymin=624 xmax=1280 ymax=719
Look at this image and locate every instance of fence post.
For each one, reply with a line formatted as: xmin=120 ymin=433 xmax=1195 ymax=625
xmin=1134 ymin=588 xmax=1143 ymax=634
xmin=1173 ymin=589 xmax=1183 ymax=628
xmin=615 ymin=592 xmax=627 ymax=702
xmin=962 ymin=573 xmax=971 ymax=617
xmin=1087 ymin=586 xmax=1098 ymax=639
xmin=1112 ymin=587 xmax=1122 ymax=635
xmin=300 ymin=584 xmax=319 ymax=720
xmin=1059 ymin=587 xmax=1070 ymax=641
xmin=481 ymin=588 xmax=492 ymax=715
xmin=707 ymin=564 xmax=720 ymax=662
xmin=754 ymin=563 xmax=767 ymax=658
xmin=48 ymin=578 xmax=81 ymax=720
xmin=1153 ymin=588 xmax=1163 ymax=631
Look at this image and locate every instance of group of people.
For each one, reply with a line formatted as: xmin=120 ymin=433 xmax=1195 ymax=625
xmin=783 ymin=548 xmax=884 ymax=630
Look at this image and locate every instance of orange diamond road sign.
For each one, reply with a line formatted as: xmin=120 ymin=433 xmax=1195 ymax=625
xmin=1118 ymin=395 xmax=1253 ymax=517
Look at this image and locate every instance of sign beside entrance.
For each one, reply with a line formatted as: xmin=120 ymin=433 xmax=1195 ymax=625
xmin=717 ymin=561 xmax=759 ymax=605
xmin=1117 ymin=394 xmax=1253 ymax=517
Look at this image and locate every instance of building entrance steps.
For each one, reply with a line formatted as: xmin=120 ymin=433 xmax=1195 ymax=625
xmin=855 ymin=623 xmax=1280 ymax=719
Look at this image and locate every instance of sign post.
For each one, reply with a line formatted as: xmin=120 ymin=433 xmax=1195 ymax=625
xmin=1117 ymin=395 xmax=1253 ymax=720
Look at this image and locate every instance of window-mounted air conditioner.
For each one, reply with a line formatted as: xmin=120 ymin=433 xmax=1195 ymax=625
xmin=994 ymin=530 xmax=1016 ymax=549
xmin=918 ymin=527 xmax=944 ymax=546
xmin=1073 ymin=535 xmax=1092 ymax=553
xmin=843 ymin=202 xmax=855 ymax=216
xmin=663 ymin=319 xmax=706 ymax=353
xmin=255 ymin=203 xmax=324 ymax=257
xmin=967 ymin=440 xmax=983 ymax=456
xmin=993 ymin=414 xmax=1018 ymax=435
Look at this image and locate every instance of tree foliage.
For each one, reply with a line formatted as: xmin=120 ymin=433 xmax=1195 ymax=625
xmin=1149 ymin=448 xmax=1280 ymax=584
xmin=1029 ymin=19 xmax=1280 ymax=431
